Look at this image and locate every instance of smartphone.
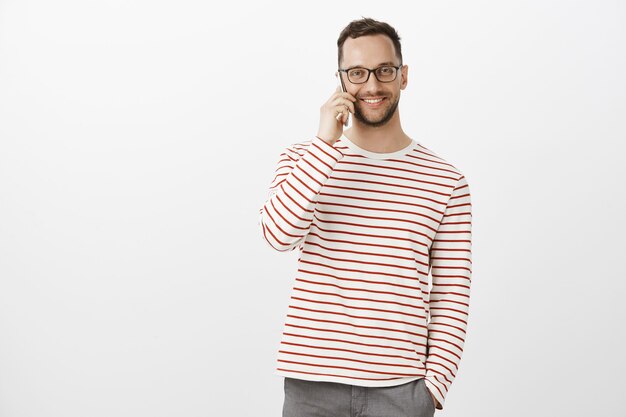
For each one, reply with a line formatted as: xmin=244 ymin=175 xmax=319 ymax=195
xmin=336 ymin=71 xmax=350 ymax=127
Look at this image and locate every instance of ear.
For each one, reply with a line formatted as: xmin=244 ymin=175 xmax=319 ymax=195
xmin=400 ymin=64 xmax=408 ymax=90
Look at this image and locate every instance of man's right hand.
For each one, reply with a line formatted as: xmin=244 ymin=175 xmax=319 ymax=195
xmin=316 ymin=86 xmax=356 ymax=145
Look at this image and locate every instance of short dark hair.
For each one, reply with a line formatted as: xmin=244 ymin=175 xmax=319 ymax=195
xmin=337 ymin=17 xmax=402 ymax=68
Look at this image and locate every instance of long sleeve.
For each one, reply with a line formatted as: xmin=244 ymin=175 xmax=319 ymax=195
xmin=424 ymin=174 xmax=472 ymax=410
xmin=259 ymin=136 xmax=344 ymax=252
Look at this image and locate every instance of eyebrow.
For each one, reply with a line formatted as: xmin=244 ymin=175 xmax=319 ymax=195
xmin=346 ymin=61 xmax=398 ymax=69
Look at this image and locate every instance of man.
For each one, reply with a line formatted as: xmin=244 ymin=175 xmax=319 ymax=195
xmin=259 ymin=17 xmax=472 ymax=416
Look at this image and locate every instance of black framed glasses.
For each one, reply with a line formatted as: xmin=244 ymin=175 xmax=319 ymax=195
xmin=338 ymin=64 xmax=402 ymax=84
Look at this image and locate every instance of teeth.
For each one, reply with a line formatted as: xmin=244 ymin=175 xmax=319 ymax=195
xmin=364 ymin=98 xmax=384 ymax=103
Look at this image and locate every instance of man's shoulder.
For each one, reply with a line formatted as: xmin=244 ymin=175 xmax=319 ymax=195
xmin=413 ymin=140 xmax=466 ymax=180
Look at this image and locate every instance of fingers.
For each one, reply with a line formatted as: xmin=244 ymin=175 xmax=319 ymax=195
xmin=333 ymin=100 xmax=348 ymax=122
xmin=337 ymin=90 xmax=357 ymax=103
xmin=323 ymin=86 xmax=355 ymax=127
xmin=336 ymin=111 xmax=347 ymax=125
xmin=332 ymin=96 xmax=355 ymax=115
xmin=331 ymin=86 xmax=357 ymax=103
xmin=335 ymin=105 xmax=347 ymax=119
xmin=333 ymin=105 xmax=348 ymax=123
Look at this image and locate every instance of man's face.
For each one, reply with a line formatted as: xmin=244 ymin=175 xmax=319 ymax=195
xmin=339 ymin=34 xmax=408 ymax=128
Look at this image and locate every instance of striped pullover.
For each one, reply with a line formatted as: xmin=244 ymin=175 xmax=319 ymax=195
xmin=258 ymin=133 xmax=472 ymax=410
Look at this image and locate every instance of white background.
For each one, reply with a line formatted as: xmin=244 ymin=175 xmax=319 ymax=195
xmin=1 ymin=1 xmax=625 ymax=416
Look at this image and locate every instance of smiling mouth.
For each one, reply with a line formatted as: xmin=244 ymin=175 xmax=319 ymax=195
xmin=361 ymin=97 xmax=386 ymax=107
xmin=362 ymin=97 xmax=384 ymax=103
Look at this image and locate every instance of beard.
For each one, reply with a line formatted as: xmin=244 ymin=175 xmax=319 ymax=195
xmin=353 ymin=95 xmax=400 ymax=128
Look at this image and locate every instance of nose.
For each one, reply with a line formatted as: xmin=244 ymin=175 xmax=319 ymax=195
xmin=366 ymin=71 xmax=382 ymax=86
xmin=361 ymin=72 xmax=385 ymax=95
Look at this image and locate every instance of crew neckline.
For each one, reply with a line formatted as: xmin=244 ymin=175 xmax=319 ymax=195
xmin=338 ymin=133 xmax=417 ymax=160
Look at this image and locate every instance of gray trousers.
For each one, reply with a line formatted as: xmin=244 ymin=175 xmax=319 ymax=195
xmin=282 ymin=377 xmax=436 ymax=417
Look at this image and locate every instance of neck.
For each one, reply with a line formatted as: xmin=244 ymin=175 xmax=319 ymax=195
xmin=343 ymin=111 xmax=411 ymax=153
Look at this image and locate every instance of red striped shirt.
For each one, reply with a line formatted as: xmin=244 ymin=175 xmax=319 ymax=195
xmin=259 ymin=134 xmax=472 ymax=411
